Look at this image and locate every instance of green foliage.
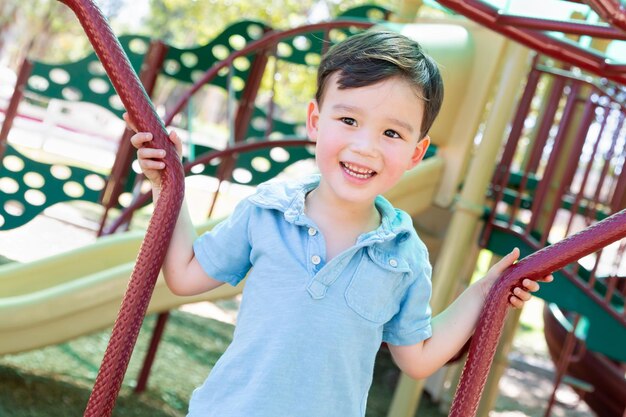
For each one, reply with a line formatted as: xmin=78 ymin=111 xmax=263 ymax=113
xmin=2 ymin=0 xmax=397 ymax=65
xmin=145 ymin=0 xmax=396 ymax=47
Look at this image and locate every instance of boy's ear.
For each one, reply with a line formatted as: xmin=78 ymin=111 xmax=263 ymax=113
xmin=408 ymin=136 xmax=431 ymax=169
xmin=306 ymin=100 xmax=320 ymax=141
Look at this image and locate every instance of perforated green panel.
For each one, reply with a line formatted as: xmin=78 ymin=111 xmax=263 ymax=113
xmin=243 ymin=106 xmax=305 ymax=141
xmin=160 ymin=20 xmax=271 ymax=100
xmin=0 ymin=144 xmax=107 ymax=230
xmin=2 ymin=9 xmax=395 ymax=229
xmin=181 ymin=143 xmax=316 ymax=186
xmin=25 ymin=35 xmax=150 ymax=118
xmin=230 ymin=144 xmax=316 ymax=186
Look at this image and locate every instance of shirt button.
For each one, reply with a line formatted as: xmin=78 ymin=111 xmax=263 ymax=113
xmin=308 ymin=227 xmax=317 ymax=236
xmin=311 ymin=255 xmax=321 ymax=265
xmin=389 ymin=259 xmax=398 ymax=268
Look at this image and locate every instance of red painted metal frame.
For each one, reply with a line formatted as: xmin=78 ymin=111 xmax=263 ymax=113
xmin=56 ymin=1 xmax=185 ymax=416
xmin=0 ymin=58 xmax=33 ymax=159
xmin=528 ymin=82 xmax=582 ymax=236
xmin=495 ymin=14 xmax=626 ymax=40
xmin=563 ymin=109 xmax=607 ymax=236
xmin=585 ymin=0 xmax=626 ymax=33
xmin=540 ymin=94 xmax=596 ymax=246
xmin=610 ymin=114 xmax=626 ymax=211
xmin=543 ymin=313 xmax=585 ymax=417
xmin=436 ymin=0 xmax=626 ymax=84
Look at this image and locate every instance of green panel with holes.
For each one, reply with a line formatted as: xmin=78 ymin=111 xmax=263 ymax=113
xmin=182 ymin=144 xmax=221 ymax=179
xmin=0 ymin=144 xmax=107 ymax=230
xmin=244 ymin=106 xmax=305 ymax=141
xmin=232 ymin=144 xmax=316 ymax=186
xmin=25 ymin=35 xmax=150 ymax=118
xmin=161 ymin=20 xmax=270 ymax=99
xmin=274 ymin=5 xmax=390 ymax=67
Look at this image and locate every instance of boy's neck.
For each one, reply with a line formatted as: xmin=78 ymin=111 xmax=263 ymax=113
xmin=305 ymin=185 xmax=381 ymax=237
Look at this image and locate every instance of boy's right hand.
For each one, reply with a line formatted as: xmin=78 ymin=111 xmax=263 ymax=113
xmin=123 ymin=112 xmax=182 ymax=189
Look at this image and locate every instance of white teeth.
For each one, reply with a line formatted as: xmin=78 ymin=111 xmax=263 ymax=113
xmin=342 ymin=162 xmax=375 ymax=179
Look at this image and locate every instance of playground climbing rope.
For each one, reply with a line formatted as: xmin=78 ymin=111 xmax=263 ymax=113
xmin=56 ymin=1 xmax=185 ymax=416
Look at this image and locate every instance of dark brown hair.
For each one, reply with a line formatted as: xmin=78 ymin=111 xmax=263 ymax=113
xmin=316 ymin=30 xmax=444 ymax=139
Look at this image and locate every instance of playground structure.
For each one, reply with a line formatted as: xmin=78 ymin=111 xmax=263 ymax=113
xmin=0 ymin=0 xmax=625 ymax=417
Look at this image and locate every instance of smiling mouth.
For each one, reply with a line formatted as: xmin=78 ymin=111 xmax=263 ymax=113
xmin=340 ymin=162 xmax=377 ymax=179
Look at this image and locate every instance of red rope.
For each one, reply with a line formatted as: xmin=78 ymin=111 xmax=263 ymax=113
xmin=450 ymin=208 xmax=626 ymax=417
xmin=56 ymin=1 xmax=184 ymax=416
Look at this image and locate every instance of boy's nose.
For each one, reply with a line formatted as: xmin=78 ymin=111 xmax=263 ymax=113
xmin=350 ymin=132 xmax=379 ymax=157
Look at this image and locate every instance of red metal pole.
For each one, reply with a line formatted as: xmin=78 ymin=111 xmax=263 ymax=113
xmin=528 ymin=82 xmax=581 ymax=235
xmin=540 ymin=97 xmax=595 ymax=246
xmin=539 ymin=95 xmax=596 ymax=246
xmin=481 ymin=64 xmax=541 ymax=245
xmin=526 ymin=76 xmax=566 ymax=174
xmin=543 ymin=314 xmax=582 ymax=417
xmin=435 ymin=0 xmax=626 ymax=84
xmin=0 ymin=57 xmax=33 ymax=159
xmin=495 ymin=13 xmax=626 ymax=40
xmin=585 ymin=0 xmax=626 ymax=34
xmin=585 ymin=113 xmax=625 ymax=220
xmin=134 ymin=311 xmax=170 ymax=393
xmin=564 ymin=107 xmax=607 ymax=236
xmin=610 ymin=115 xmax=626 ymax=212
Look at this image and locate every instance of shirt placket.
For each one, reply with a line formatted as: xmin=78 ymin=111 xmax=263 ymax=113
xmin=306 ymin=226 xmax=324 ymax=276
xmin=306 ymin=245 xmax=361 ymax=300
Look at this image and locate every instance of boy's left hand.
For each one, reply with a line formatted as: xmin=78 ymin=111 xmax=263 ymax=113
xmin=480 ymin=248 xmax=554 ymax=309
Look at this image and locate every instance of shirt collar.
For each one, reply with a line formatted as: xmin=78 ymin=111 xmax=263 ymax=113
xmin=249 ymin=175 xmax=414 ymax=243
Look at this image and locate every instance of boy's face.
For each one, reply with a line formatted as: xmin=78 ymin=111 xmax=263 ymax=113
xmin=307 ymin=73 xmax=430 ymax=206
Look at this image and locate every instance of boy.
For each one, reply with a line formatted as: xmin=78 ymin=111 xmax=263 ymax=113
xmin=126 ymin=29 xmax=550 ymax=417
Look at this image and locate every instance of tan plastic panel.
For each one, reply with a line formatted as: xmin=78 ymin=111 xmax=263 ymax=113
xmin=382 ymin=20 xmax=512 ymax=207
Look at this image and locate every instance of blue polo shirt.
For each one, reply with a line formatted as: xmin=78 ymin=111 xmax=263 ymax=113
xmin=189 ymin=176 xmax=432 ymax=417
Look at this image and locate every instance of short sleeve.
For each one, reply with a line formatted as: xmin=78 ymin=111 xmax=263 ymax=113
xmin=382 ymin=262 xmax=432 ymax=346
xmin=193 ymin=198 xmax=253 ymax=286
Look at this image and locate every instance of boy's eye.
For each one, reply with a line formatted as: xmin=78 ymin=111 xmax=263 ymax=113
xmin=384 ymin=129 xmax=401 ymax=139
xmin=340 ymin=117 xmax=357 ymax=126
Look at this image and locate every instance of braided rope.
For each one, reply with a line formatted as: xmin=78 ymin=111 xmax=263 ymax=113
xmin=449 ymin=208 xmax=626 ymax=417
xmin=56 ymin=1 xmax=184 ymax=416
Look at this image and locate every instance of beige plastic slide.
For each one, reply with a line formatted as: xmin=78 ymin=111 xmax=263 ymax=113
xmin=0 ymin=219 xmax=241 ymax=355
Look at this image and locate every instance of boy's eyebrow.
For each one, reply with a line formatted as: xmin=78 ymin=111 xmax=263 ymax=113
xmin=332 ymin=104 xmax=415 ymax=134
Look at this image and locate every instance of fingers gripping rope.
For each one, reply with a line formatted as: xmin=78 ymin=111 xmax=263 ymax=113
xmin=56 ymin=1 xmax=185 ymax=416
xmin=449 ymin=208 xmax=626 ymax=417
